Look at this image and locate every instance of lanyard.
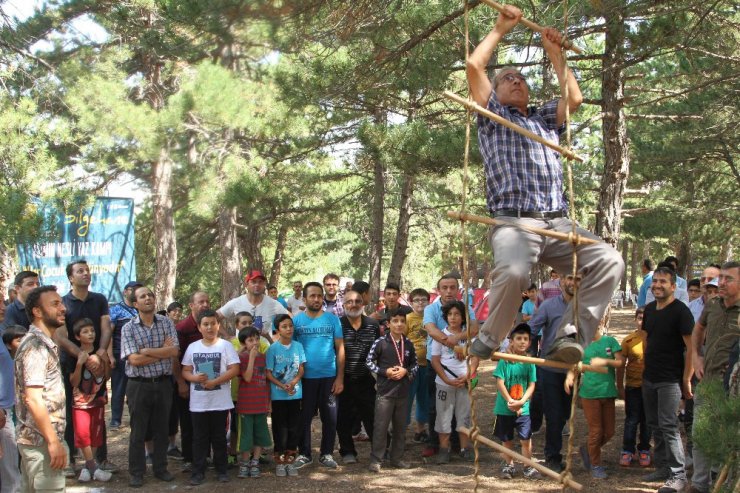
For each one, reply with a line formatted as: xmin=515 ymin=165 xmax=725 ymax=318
xmin=391 ymin=336 xmax=404 ymax=367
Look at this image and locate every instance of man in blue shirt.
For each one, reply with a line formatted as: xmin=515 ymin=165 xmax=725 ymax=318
xmin=465 ymin=4 xmax=623 ymax=365
xmin=0 ymin=271 xmax=39 ymax=333
xmin=292 ymin=282 xmax=345 ymax=470
xmin=529 ymin=274 xmax=580 ymax=472
xmin=637 ymin=259 xmax=654 ymax=308
xmin=0 ymin=342 xmax=20 ymax=491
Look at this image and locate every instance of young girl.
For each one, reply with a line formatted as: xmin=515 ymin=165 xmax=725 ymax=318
xmin=265 ymin=314 xmax=306 ymax=477
xmin=430 ymin=300 xmax=474 ymax=464
xmin=70 ymin=319 xmax=112 ymax=482
xmin=566 ymin=324 xmax=623 ymax=479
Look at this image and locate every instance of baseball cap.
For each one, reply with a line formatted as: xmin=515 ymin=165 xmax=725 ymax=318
xmin=244 ymin=270 xmax=266 ymax=282
xmin=124 ymin=281 xmax=143 ymax=290
xmin=706 ymin=278 xmax=719 ymax=288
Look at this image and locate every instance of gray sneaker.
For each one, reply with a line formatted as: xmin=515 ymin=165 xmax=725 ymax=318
xmin=523 ymin=466 xmax=542 ymax=479
xmin=658 ymin=476 xmax=687 ymax=493
xmin=468 ymin=338 xmax=495 ymax=359
xmin=341 ymin=454 xmax=357 ymax=464
xmin=644 ymin=467 xmax=671 ymax=482
xmin=545 ymin=337 xmax=583 ymax=364
xmin=319 ymin=454 xmax=338 ymax=469
xmin=286 ymin=463 xmax=298 ymax=477
xmin=293 ymin=455 xmax=312 ymax=469
xmin=368 ymin=462 xmax=381 ymax=473
xmin=501 ymin=464 xmax=516 ymax=479
xmin=238 ymin=463 xmax=250 ymax=478
xmin=275 ymin=464 xmax=287 ymax=477
xmin=436 ymin=449 xmax=451 ymax=465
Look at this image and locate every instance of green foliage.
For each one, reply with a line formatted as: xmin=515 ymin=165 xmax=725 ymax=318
xmin=693 ymin=379 xmax=739 ymax=475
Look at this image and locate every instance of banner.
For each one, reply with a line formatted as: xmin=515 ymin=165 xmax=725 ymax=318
xmin=17 ymin=197 xmax=136 ymax=303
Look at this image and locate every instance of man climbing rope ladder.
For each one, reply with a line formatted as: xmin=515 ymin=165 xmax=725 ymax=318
xmin=465 ymin=4 xmax=624 ymax=364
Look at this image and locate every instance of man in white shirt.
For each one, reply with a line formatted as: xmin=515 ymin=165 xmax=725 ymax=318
xmin=286 ymin=280 xmax=306 ymax=315
xmin=687 ymin=265 xmax=721 ymax=323
xmin=217 ymin=270 xmax=288 ymax=337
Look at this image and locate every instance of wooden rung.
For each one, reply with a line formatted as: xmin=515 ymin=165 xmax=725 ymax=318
xmin=458 ymin=426 xmax=583 ymax=490
xmin=454 ymin=347 xmax=608 ymax=374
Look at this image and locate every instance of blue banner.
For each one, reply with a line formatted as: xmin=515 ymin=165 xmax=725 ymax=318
xmin=17 ymin=197 xmax=136 ymax=303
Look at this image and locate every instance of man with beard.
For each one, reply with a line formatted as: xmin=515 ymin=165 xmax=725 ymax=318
xmin=218 ymin=270 xmax=288 ymax=339
xmin=529 ymin=274 xmax=580 ymax=472
xmin=641 ymin=267 xmax=694 ymax=493
xmin=54 ymin=260 xmax=114 ymax=474
xmin=292 ymin=282 xmax=345 ymax=469
xmin=0 ymin=271 xmax=39 ymax=332
xmin=690 ymin=261 xmax=739 ymax=493
xmin=15 ymin=286 xmax=69 ymax=492
xmin=336 ymin=290 xmax=380 ymax=464
xmin=108 ymin=281 xmax=142 ymax=429
xmin=121 ymin=286 xmax=179 ymax=487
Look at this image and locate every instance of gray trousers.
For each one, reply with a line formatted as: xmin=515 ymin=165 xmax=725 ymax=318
xmin=371 ymin=396 xmax=407 ymax=464
xmin=642 ymin=379 xmax=686 ymax=478
xmin=480 ymin=217 xmax=623 ymax=348
xmin=691 ymin=385 xmax=712 ymax=492
xmin=0 ymin=408 xmax=20 ymax=493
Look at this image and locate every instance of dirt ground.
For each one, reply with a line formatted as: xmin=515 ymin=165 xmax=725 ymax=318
xmin=67 ymin=307 xmax=683 ymax=492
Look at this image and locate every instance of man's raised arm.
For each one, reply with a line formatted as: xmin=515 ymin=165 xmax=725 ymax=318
xmin=466 ymin=5 xmax=522 ymax=107
xmin=541 ymin=27 xmax=583 ymax=125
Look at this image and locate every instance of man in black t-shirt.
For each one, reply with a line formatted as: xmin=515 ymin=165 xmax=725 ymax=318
xmin=641 ymin=266 xmax=694 ymax=492
xmin=336 ymin=290 xmax=381 ymax=464
xmin=372 ymin=282 xmax=413 ymax=335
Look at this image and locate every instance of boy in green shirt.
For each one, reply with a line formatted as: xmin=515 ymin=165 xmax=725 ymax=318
xmin=493 ymin=324 xmax=540 ymax=480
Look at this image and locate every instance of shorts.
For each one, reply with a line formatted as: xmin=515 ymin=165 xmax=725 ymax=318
xmin=238 ymin=413 xmax=272 ymax=452
xmin=493 ymin=414 xmax=532 ymax=442
xmin=19 ymin=442 xmax=69 ymax=493
xmin=434 ymin=383 xmax=471 ymax=434
xmin=73 ymin=406 xmax=105 ymax=448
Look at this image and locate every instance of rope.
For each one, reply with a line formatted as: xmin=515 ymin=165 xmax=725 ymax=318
xmin=560 ymin=1 xmax=582 ymax=490
xmin=461 ymin=1 xmax=481 ymax=491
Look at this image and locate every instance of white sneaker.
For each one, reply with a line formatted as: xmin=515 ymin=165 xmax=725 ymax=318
xmin=78 ymin=468 xmax=92 ymax=482
xmin=93 ymin=468 xmax=113 ymax=482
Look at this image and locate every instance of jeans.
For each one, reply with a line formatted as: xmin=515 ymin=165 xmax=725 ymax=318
xmin=191 ymin=410 xmax=228 ymax=476
xmin=541 ymin=369 xmax=572 ymax=463
xmin=371 ymin=396 xmax=407 ymax=464
xmin=299 ymin=377 xmax=337 ymax=458
xmin=642 ymin=379 xmax=685 ymax=478
xmin=0 ymin=407 xmax=20 ymax=493
xmin=272 ymin=400 xmax=301 ymax=455
xmin=110 ymin=348 xmax=127 ymax=425
xmin=406 ymin=365 xmax=429 ymax=426
xmin=691 ymin=384 xmax=712 ymax=492
xmin=337 ymin=375 xmax=376 ymax=457
xmin=622 ymin=386 xmax=651 ymax=453
xmin=127 ymin=378 xmax=172 ymax=478
xmin=581 ymin=398 xmax=615 ymax=466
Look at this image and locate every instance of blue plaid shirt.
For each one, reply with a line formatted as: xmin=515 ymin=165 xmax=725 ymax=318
xmin=121 ymin=314 xmax=178 ymax=378
xmin=477 ymin=91 xmax=566 ymax=214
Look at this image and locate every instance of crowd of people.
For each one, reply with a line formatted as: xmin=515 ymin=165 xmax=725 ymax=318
xmin=1 ymin=5 xmax=737 ymax=493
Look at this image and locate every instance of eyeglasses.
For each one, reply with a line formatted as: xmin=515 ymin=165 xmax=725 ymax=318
xmin=688 ymin=288 xmax=701 ymax=293
xmin=499 ymin=73 xmax=527 ymax=84
xmin=412 ymin=299 xmax=428 ymax=304
xmin=700 ymin=277 xmax=713 ymax=282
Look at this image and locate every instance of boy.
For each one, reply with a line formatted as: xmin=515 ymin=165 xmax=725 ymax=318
xmin=228 ymin=312 xmax=270 ymax=462
xmin=617 ymin=308 xmax=651 ymax=467
xmin=493 ymin=323 xmax=540 ymax=480
xmin=236 ymin=327 xmax=272 ymax=478
xmin=2 ymin=324 xmax=27 ymax=358
xmin=182 ymin=309 xmax=240 ymax=485
xmin=265 ymin=315 xmax=305 ymax=477
xmin=69 ymin=318 xmax=112 ymax=482
xmin=430 ymin=301 xmax=475 ymax=464
xmin=565 ymin=323 xmax=623 ymax=479
xmin=405 ymin=288 xmax=430 ymax=443
xmin=366 ymin=312 xmax=418 ymax=472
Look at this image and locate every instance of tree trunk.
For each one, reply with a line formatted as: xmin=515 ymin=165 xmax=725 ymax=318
xmin=386 ymin=172 xmax=414 ymax=287
xmin=0 ymin=245 xmax=15 ymax=300
xmin=368 ymin=109 xmax=386 ymax=304
xmin=620 ymin=239 xmax=628 ymax=293
xmin=595 ymin=5 xmax=629 ymax=248
xmin=219 ymin=206 xmax=242 ymax=304
xmin=241 ymin=225 xmax=264 ymax=273
xmin=677 ymin=225 xmax=692 ymax=280
xmin=152 ymin=144 xmax=177 ymax=310
xmin=269 ymin=224 xmax=288 ymax=288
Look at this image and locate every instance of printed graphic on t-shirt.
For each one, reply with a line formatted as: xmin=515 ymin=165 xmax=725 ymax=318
xmin=253 ymin=316 xmax=263 ymax=330
xmin=508 ymin=383 xmax=524 ymax=400
xmin=193 ymin=352 xmax=221 ymax=391
xmin=272 ymin=352 xmax=300 ymax=385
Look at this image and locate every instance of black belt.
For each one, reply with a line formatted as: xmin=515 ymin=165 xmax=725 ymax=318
xmin=129 ymin=375 xmax=169 ymax=383
xmin=493 ymin=209 xmax=566 ymax=219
